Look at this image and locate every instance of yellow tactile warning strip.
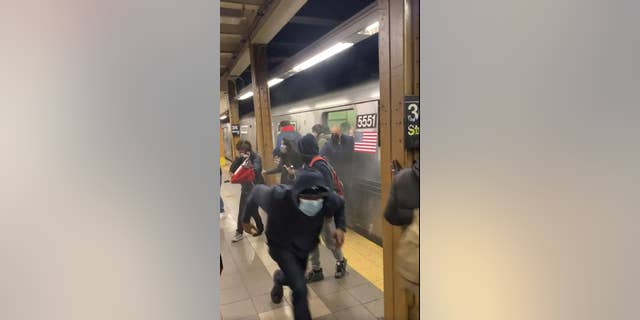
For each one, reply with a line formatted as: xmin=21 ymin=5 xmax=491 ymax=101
xmin=339 ymin=229 xmax=384 ymax=291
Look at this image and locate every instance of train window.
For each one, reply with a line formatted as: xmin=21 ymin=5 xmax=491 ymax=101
xmin=325 ymin=109 xmax=356 ymax=136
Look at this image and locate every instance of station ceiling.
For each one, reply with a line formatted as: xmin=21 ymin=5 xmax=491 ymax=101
xmin=220 ymin=0 xmax=263 ymax=77
xmin=220 ymin=0 xmax=377 ymax=116
xmin=235 ymin=0 xmax=375 ymax=88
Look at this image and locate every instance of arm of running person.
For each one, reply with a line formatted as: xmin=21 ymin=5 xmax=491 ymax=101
xmin=332 ymin=199 xmax=347 ymax=247
xmin=263 ymin=155 xmax=284 ymax=175
xmin=263 ymin=164 xmax=282 ymax=175
xmin=241 ymin=185 xmax=272 ymax=234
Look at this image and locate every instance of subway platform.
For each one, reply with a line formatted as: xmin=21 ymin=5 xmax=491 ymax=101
xmin=219 ymin=167 xmax=384 ymax=320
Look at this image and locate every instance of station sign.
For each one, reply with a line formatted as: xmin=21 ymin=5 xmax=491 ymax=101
xmin=404 ymin=96 xmax=420 ymax=150
xmin=231 ymin=124 xmax=240 ymax=136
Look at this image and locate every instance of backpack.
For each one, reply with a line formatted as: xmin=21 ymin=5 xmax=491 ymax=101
xmin=309 ymin=156 xmax=344 ymax=197
xmin=396 ymin=208 xmax=419 ymax=284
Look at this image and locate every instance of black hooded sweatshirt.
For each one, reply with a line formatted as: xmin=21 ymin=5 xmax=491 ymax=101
xmin=296 ymin=134 xmax=336 ymax=192
xmin=384 ymin=161 xmax=420 ymax=226
xmin=241 ymin=170 xmax=346 ymax=259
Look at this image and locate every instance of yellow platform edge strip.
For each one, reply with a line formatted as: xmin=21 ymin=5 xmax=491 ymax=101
xmin=341 ymin=229 xmax=384 ymax=291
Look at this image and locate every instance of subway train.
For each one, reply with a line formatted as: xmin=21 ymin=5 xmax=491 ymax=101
xmin=222 ymin=79 xmax=383 ymax=245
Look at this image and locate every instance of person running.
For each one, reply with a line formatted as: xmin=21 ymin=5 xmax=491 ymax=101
xmin=273 ymin=120 xmax=301 ymax=158
xmin=296 ymin=134 xmax=348 ymax=281
xmin=240 ymin=169 xmax=346 ymax=320
xmin=229 ymin=140 xmax=264 ymax=243
xmin=263 ymin=138 xmax=303 ymax=185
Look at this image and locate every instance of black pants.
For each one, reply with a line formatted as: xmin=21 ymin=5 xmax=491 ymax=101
xmin=236 ymin=189 xmax=264 ymax=234
xmin=269 ymin=247 xmax=310 ymax=320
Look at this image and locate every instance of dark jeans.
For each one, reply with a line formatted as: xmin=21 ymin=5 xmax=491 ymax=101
xmin=269 ymin=247 xmax=310 ymax=320
xmin=236 ymin=189 xmax=264 ymax=234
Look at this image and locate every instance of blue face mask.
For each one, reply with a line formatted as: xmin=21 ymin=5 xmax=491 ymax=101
xmin=298 ymin=198 xmax=324 ymax=217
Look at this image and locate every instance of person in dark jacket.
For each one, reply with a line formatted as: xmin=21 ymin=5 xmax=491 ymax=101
xmin=320 ymin=124 xmax=355 ymax=167
xmin=240 ymin=169 xmax=346 ymax=320
xmin=320 ymin=125 xmax=355 ymax=196
xmin=296 ymin=134 xmax=348 ymax=281
xmin=384 ymin=160 xmax=419 ymax=226
xmin=263 ymin=138 xmax=303 ymax=185
xmin=273 ymin=120 xmax=301 ymax=158
xmin=384 ymin=160 xmax=420 ymax=320
xmin=312 ymin=124 xmax=332 ymax=150
xmin=229 ymin=140 xmax=264 ymax=243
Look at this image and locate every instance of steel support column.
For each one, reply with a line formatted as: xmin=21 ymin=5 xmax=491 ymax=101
xmin=379 ymin=0 xmax=420 ymax=318
xmin=249 ymin=44 xmax=276 ymax=185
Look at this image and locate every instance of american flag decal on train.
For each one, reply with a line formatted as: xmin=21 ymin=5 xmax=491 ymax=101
xmin=354 ymin=131 xmax=378 ymax=154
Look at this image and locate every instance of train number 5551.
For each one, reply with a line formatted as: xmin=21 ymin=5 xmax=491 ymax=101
xmin=356 ymin=113 xmax=377 ymax=129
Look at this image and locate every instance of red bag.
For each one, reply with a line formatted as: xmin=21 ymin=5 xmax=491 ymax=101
xmin=231 ymin=160 xmax=256 ymax=184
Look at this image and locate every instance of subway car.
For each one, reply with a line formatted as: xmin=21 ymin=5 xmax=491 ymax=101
xmin=222 ymin=79 xmax=383 ymax=245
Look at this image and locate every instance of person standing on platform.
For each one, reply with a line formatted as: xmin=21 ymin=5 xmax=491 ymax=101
xmin=240 ymin=169 xmax=346 ymax=320
xmin=263 ymin=138 xmax=303 ymax=185
xmin=384 ymin=160 xmax=420 ymax=320
xmin=273 ymin=120 xmax=301 ymax=158
xmin=296 ymin=134 xmax=348 ymax=281
xmin=229 ymin=140 xmax=264 ymax=243
xmin=320 ymin=124 xmax=355 ymax=179
xmin=312 ymin=124 xmax=331 ymax=150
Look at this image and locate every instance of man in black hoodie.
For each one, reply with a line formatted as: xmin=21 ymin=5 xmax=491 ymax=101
xmin=241 ymin=169 xmax=346 ymax=320
xmin=296 ymin=134 xmax=348 ymax=282
xmin=384 ymin=160 xmax=420 ymax=319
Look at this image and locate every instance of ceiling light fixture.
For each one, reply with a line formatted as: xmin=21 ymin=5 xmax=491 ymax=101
xmin=238 ymin=91 xmax=253 ymax=100
xmin=267 ymin=78 xmax=284 ymax=88
xmin=292 ymin=42 xmax=354 ymax=73
xmin=361 ymin=21 xmax=380 ymax=35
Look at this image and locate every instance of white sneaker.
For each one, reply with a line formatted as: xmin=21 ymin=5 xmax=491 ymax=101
xmin=219 ymin=212 xmax=225 ymax=219
xmin=231 ymin=233 xmax=244 ymax=243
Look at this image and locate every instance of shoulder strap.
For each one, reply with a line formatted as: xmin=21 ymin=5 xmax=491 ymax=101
xmin=309 ymin=155 xmax=325 ymax=167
